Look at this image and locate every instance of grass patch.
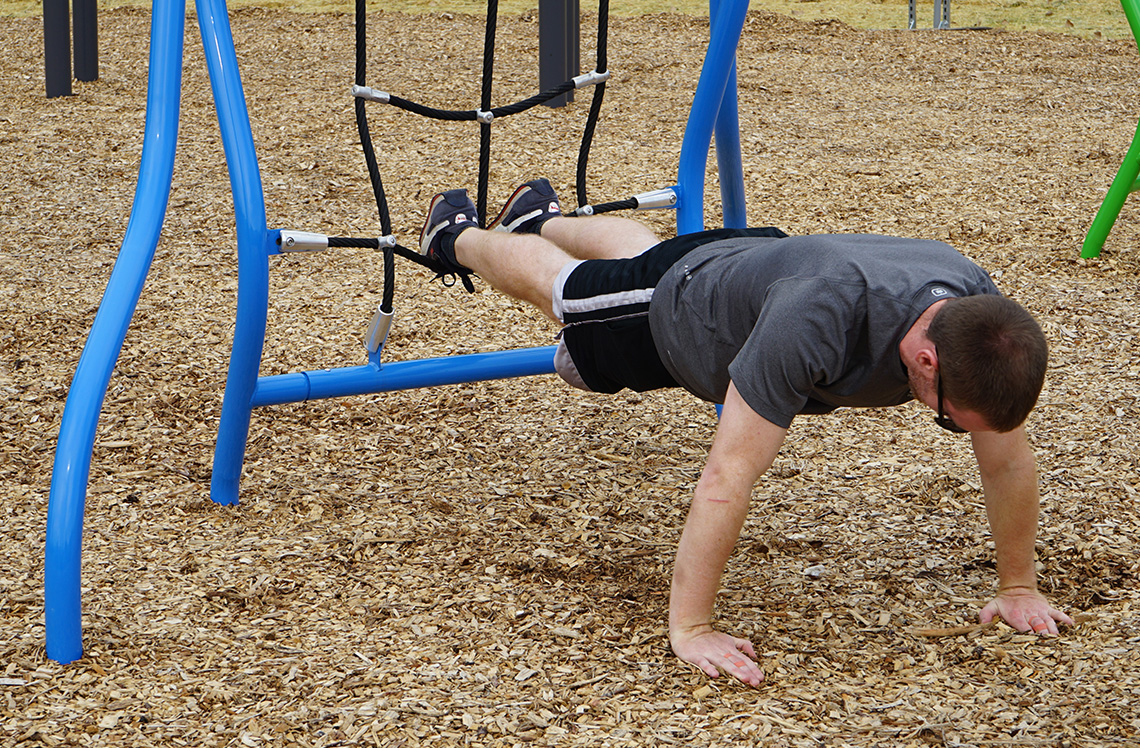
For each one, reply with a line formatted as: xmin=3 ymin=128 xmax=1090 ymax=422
xmin=3 ymin=0 xmax=1135 ymax=38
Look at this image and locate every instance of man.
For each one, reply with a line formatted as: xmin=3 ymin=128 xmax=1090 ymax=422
xmin=419 ymin=178 xmax=1074 ymax=686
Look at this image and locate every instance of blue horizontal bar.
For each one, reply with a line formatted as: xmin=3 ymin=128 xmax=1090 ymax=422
xmin=251 ymin=346 xmax=559 ymax=407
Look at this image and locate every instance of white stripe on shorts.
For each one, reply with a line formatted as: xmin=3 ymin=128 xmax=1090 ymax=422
xmin=562 ymin=287 xmax=655 ymax=317
xmin=551 ymin=260 xmax=656 ymax=322
xmin=551 ymin=260 xmax=584 ymax=323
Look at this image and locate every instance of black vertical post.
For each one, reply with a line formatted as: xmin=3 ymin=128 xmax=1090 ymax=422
xmin=539 ymin=0 xmax=579 ymax=108
xmin=44 ymin=0 xmax=72 ymax=97
xmin=74 ymin=0 xmax=99 ymax=82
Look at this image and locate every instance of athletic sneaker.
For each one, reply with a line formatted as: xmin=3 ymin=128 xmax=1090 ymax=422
xmin=488 ymin=178 xmax=563 ymax=234
xmin=419 ymin=189 xmax=479 ymax=276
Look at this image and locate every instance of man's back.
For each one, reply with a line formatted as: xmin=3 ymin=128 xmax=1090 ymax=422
xmin=648 ymin=233 xmax=1000 ymax=427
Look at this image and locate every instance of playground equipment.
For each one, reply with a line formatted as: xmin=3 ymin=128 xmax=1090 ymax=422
xmin=909 ymin=0 xmax=952 ymax=30
xmin=43 ymin=0 xmax=98 ymax=97
xmin=539 ymin=0 xmax=581 ymax=108
xmin=908 ymin=0 xmax=992 ymax=32
xmin=1082 ymin=0 xmax=1140 ymax=257
xmin=44 ymin=0 xmax=753 ymax=663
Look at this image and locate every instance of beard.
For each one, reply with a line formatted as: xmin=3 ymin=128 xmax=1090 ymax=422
xmin=906 ymin=367 xmax=931 ymax=408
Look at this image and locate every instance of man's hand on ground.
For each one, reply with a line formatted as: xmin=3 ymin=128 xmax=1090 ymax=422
xmin=979 ymin=587 xmax=1074 ymax=636
xmin=670 ymin=625 xmax=764 ymax=687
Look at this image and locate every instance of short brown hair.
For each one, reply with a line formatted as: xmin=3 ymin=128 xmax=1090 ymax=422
xmin=927 ymin=295 xmax=1048 ymax=432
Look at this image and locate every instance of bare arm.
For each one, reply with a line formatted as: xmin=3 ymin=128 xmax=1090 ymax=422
xmin=971 ymin=426 xmax=1073 ymax=634
xmin=669 ymin=381 xmax=788 ymax=686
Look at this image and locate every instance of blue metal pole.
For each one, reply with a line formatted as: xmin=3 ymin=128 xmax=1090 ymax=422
xmin=714 ymin=64 xmax=748 ymax=228
xmin=44 ymin=0 xmax=186 ymax=664
xmin=251 ymin=347 xmax=559 ymax=407
xmin=196 ymin=0 xmax=273 ymax=506
xmin=711 ymin=0 xmax=747 ymax=228
xmin=675 ymin=0 xmax=750 ymax=234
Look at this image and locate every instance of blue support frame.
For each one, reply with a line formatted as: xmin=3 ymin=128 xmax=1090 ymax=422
xmin=44 ymin=0 xmax=751 ymax=663
xmin=44 ymin=0 xmax=186 ymax=664
xmin=199 ymin=0 xmax=274 ymax=507
xmin=677 ymin=0 xmax=750 ymax=232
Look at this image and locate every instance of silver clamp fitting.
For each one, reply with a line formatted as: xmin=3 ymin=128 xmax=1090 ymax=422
xmin=279 ymin=230 xmax=329 ymax=252
xmin=573 ymin=69 xmax=611 ymax=88
xmin=352 ymin=85 xmax=391 ymax=104
xmin=475 ymin=109 xmax=494 ymax=124
xmin=366 ymin=308 xmax=394 ymax=355
xmin=377 ymin=235 xmax=397 ymax=249
xmin=574 ymin=205 xmax=595 ymax=217
xmin=633 ymin=187 xmax=679 ymax=210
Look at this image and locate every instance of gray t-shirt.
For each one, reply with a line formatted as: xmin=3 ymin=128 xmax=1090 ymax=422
xmin=647 ymin=234 xmax=1000 ymax=429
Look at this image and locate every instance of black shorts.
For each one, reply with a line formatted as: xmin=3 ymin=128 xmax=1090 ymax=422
xmin=554 ymin=226 xmax=787 ymax=393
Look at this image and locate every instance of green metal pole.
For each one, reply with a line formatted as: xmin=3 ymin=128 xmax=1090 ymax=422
xmin=1082 ymin=119 xmax=1140 ymax=258
xmin=1081 ymin=0 xmax=1140 ymax=258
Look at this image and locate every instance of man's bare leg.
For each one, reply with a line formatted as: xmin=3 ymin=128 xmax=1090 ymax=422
xmin=452 ymin=214 xmax=663 ymax=321
xmin=453 ymin=229 xmax=569 ymax=322
xmin=539 ymin=214 xmax=661 ymax=260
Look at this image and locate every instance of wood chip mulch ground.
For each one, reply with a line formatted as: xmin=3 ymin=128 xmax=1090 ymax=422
xmin=2 ymin=6 xmax=1139 ymax=747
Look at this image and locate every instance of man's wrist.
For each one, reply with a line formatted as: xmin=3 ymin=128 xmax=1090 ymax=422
xmin=668 ymin=617 xmax=713 ymax=640
xmin=997 ymin=583 xmax=1038 ymax=594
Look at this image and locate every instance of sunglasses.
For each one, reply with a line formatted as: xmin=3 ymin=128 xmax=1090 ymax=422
xmin=935 ymin=373 xmax=968 ymax=434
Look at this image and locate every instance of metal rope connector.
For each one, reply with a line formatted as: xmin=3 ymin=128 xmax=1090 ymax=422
xmin=572 ymin=69 xmax=611 ymax=88
xmin=352 ymin=84 xmax=390 ymax=104
xmin=279 ymin=230 xmax=329 ymax=252
xmin=475 ymin=109 xmax=494 ymax=124
xmin=377 ymin=235 xmax=397 ymax=249
xmin=633 ymin=187 xmax=678 ymax=210
xmin=365 ymin=307 xmax=394 ymax=356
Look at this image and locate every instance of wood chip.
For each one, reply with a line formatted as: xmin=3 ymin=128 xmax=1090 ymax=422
xmin=4 ymin=7 xmax=1139 ymax=747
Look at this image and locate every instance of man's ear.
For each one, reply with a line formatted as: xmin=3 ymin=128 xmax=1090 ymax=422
xmin=912 ymin=345 xmax=939 ymax=376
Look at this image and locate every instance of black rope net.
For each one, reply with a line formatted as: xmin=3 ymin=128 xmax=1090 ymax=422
xmin=346 ymin=0 xmax=616 ymax=299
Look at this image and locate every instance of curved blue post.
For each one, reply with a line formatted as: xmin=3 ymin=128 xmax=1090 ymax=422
xmin=196 ymin=0 xmax=273 ymax=506
xmin=676 ymin=0 xmax=750 ymax=233
xmin=714 ymin=64 xmax=748 ymax=228
xmin=44 ymin=0 xmax=186 ymax=664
